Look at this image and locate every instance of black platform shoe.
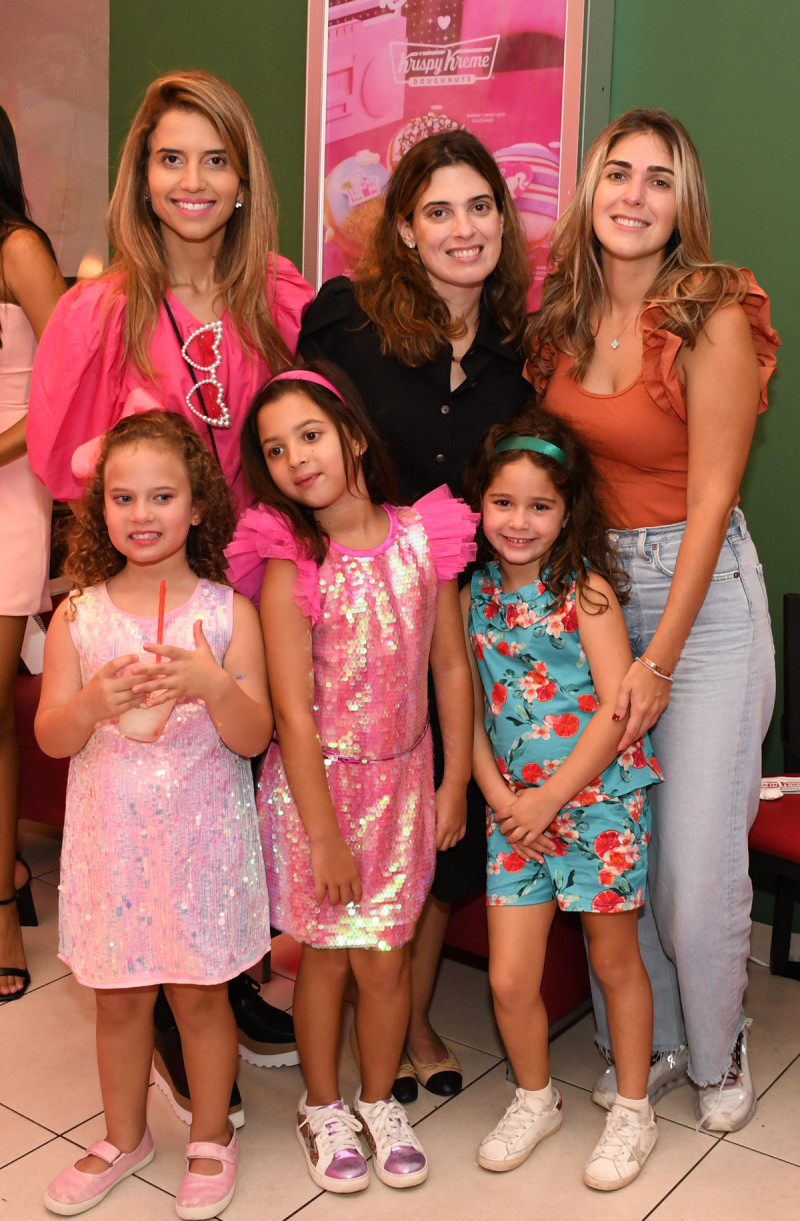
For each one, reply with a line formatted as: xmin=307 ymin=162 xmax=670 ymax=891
xmin=228 ymin=972 xmax=300 ymax=1068
xmin=152 ymin=988 xmax=245 ymax=1128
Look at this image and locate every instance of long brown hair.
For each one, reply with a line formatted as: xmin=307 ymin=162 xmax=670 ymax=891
xmin=528 ymin=108 xmax=750 ymax=384
xmin=104 ymin=69 xmax=290 ymax=378
xmin=64 ymin=410 xmax=234 ymax=602
xmin=240 ymin=361 xmax=399 ymax=564
xmin=464 ymin=403 xmax=629 ymax=614
xmin=355 ymin=130 xmax=530 ymax=366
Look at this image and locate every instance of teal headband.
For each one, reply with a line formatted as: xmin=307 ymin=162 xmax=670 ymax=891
xmin=493 ymin=435 xmax=569 ymax=469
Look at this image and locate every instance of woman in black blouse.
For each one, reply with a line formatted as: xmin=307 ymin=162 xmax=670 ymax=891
xmin=299 ymin=130 xmax=530 ymax=1098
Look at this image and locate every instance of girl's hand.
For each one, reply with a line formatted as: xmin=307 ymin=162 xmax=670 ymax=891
xmin=510 ymin=831 xmax=560 ymax=865
xmin=613 ymin=659 xmax=671 ymax=752
xmin=434 ymin=781 xmax=467 ymax=851
xmin=81 ymin=654 xmax=142 ymax=722
xmin=309 ymin=835 xmax=363 ymax=907
xmin=496 ymin=789 xmax=557 ymax=848
xmin=135 ymin=620 xmax=223 ymax=706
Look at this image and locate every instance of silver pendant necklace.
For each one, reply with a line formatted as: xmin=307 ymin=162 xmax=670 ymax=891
xmin=608 ymin=309 xmax=640 ymax=350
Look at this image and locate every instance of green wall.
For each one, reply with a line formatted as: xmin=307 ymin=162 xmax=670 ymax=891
xmin=109 ymin=1 xmax=308 ymax=262
xmin=109 ymin=0 xmax=799 ymax=775
xmin=609 ymin=0 xmax=800 ymax=775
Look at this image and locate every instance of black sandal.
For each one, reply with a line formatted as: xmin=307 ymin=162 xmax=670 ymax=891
xmin=14 ymin=854 xmax=38 ymax=927
xmin=0 ymin=890 xmax=32 ymax=1003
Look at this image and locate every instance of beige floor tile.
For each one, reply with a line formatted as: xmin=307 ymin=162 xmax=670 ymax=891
xmin=0 ymin=972 xmax=100 ymax=1131
xmin=0 ymin=1105 xmax=54 ymax=1169
xmin=0 ymin=1136 xmax=176 ymax=1221
xmin=648 ymin=1141 xmax=800 ymax=1220
xmin=429 ymin=956 xmax=504 ymax=1057
xmin=725 ymin=1054 xmax=800 ymax=1164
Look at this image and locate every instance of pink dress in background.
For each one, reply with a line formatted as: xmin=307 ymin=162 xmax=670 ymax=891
xmin=59 ymin=580 xmax=270 ymax=988
xmin=27 ymin=256 xmax=314 ymax=515
xmin=226 ymin=488 xmax=478 ymax=949
xmin=0 ymin=303 xmax=51 ymax=615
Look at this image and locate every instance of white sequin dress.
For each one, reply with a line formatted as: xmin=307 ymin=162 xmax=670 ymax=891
xmin=58 ymin=579 xmax=271 ymax=988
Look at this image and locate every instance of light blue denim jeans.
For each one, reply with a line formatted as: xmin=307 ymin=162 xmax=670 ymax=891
xmin=588 ymin=509 xmax=775 ymax=1085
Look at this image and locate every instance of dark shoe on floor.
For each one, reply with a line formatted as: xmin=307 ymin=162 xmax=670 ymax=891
xmin=228 ymin=972 xmax=300 ymax=1067
xmin=152 ymin=989 xmax=245 ymax=1128
xmin=407 ymin=1040 xmax=463 ymax=1097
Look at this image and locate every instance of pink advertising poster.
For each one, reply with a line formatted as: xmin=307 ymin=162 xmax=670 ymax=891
xmin=305 ymin=0 xmax=585 ymax=307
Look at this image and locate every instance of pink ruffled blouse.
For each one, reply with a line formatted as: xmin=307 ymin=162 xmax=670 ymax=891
xmin=528 ymin=270 xmax=779 ymax=528
xmin=27 ymin=256 xmax=314 ymax=514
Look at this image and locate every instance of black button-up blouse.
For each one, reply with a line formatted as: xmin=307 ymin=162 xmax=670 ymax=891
xmin=297 ymin=277 xmax=532 ymax=504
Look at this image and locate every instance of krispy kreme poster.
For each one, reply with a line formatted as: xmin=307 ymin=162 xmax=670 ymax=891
xmin=304 ymin=0 xmax=585 ymax=307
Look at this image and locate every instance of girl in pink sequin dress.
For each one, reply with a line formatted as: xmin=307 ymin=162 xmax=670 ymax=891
xmin=36 ymin=413 xmax=272 ymax=1218
xmin=226 ymin=363 xmax=476 ymax=1194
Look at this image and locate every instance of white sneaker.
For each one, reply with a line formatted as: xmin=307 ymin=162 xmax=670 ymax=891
xmin=584 ymin=1102 xmax=658 ymax=1191
xmin=592 ymin=1047 xmax=689 ymax=1110
xmin=478 ymin=1086 xmax=563 ymax=1172
xmin=354 ymin=1096 xmax=428 ymax=1188
xmin=695 ymin=1021 xmax=756 ymax=1133
xmin=296 ymin=1095 xmax=369 ymax=1194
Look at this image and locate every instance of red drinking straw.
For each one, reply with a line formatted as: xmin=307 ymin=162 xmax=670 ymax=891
xmin=156 ymin=579 xmax=166 ymax=664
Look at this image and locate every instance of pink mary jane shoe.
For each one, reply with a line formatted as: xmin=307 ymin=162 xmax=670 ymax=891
xmin=176 ymin=1124 xmax=239 ymax=1220
xmin=44 ymin=1128 xmax=154 ymax=1215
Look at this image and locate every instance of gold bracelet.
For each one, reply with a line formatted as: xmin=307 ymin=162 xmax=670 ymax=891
xmin=636 ymin=655 xmax=674 ymax=683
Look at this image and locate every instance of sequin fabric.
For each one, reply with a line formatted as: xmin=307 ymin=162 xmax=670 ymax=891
xmin=58 ymin=580 xmax=271 ymax=987
xmin=248 ymin=493 xmax=476 ymax=949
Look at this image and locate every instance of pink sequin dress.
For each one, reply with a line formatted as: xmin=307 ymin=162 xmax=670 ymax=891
xmin=58 ymin=579 xmax=271 ymax=988
xmin=226 ymin=487 xmax=477 ymax=948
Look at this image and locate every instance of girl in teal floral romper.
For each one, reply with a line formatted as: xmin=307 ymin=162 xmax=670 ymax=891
xmin=461 ymin=406 xmax=664 ymax=1192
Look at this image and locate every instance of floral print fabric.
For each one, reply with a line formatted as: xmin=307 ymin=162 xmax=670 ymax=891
xmin=469 ymin=564 xmax=663 ymax=912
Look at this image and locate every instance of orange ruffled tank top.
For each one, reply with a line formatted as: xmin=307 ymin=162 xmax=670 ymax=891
xmin=527 ymin=270 xmax=779 ymax=529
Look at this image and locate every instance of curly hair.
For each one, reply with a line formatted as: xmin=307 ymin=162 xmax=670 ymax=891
xmin=528 ymin=108 xmax=751 ymax=385
xmin=64 ymin=411 xmax=234 ymax=602
xmin=240 ymin=360 xmax=398 ymax=565
xmin=463 ymin=402 xmax=629 ymax=614
xmin=103 ymin=69 xmax=290 ymax=380
xmin=354 ymin=130 xmax=530 ymax=366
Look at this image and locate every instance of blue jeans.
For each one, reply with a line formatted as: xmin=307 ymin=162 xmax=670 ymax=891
xmin=589 ymin=510 xmax=775 ymax=1085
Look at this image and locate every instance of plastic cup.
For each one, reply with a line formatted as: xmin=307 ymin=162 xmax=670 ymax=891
xmin=117 ymin=654 xmax=175 ymax=743
xmin=118 ymin=696 xmax=176 ymax=743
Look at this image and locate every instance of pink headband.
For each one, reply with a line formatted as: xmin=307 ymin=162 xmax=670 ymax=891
xmin=266 ymin=369 xmax=348 ymax=405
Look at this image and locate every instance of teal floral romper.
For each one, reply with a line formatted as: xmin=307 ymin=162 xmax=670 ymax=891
xmin=469 ymin=564 xmax=663 ymax=912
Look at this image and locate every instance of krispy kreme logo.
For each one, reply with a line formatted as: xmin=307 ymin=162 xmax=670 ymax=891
xmin=391 ymin=36 xmax=500 ymax=86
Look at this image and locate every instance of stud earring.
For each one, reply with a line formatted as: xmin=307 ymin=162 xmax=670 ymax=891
xmin=144 ymin=194 xmax=151 ymax=202
xmin=404 ymin=239 xmax=416 ymax=249
xmin=235 ymin=200 xmax=243 ymax=209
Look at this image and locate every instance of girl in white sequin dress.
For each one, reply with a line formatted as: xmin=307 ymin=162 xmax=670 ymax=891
xmin=226 ymin=363 xmax=476 ymax=1195
xmin=36 ymin=412 xmax=271 ymax=1219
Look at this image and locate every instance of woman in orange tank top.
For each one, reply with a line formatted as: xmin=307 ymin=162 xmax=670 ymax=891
xmin=527 ymin=109 xmax=779 ymax=1135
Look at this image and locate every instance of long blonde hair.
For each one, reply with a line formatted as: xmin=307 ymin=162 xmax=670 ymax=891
xmin=105 ymin=69 xmax=290 ymax=378
xmin=529 ymin=108 xmax=749 ymax=383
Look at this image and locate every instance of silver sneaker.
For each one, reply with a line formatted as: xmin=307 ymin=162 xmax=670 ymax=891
xmin=695 ymin=1021 xmax=756 ymax=1133
xmin=592 ymin=1046 xmax=689 ymax=1110
xmin=584 ymin=1102 xmax=658 ymax=1191
xmin=478 ymin=1086 xmax=563 ymax=1172
xmin=354 ymin=1096 xmax=428 ymax=1189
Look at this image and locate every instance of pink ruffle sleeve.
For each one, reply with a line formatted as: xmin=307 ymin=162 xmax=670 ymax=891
xmin=225 ymin=506 xmax=321 ymax=622
xmin=413 ymin=486 xmax=479 ymax=585
xmin=642 ymin=269 xmax=780 ymax=422
xmin=269 ymin=255 xmax=315 ymax=352
xmin=27 ymin=277 xmax=130 ymax=500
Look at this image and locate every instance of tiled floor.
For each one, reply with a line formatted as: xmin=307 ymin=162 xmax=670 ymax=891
xmin=2 ymin=820 xmax=799 ymax=1220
